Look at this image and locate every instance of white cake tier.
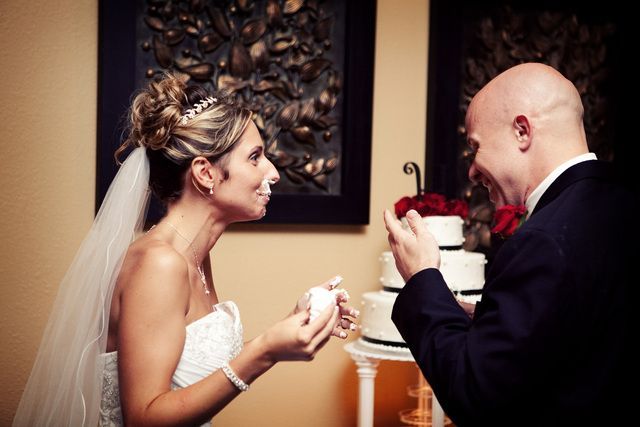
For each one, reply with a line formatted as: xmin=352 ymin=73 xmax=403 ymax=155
xmin=362 ymin=215 xmax=485 ymax=346
xmin=380 ymin=250 xmax=486 ymax=292
xmin=360 ymin=288 xmax=482 ymax=346
xmin=400 ymin=215 xmax=464 ymax=247
xmin=360 ymin=290 xmax=403 ymax=344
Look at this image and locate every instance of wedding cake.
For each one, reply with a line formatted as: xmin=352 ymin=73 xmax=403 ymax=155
xmin=360 ymin=209 xmax=487 ymax=348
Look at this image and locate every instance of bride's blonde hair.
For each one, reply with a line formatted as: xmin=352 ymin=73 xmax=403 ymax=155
xmin=116 ymin=71 xmax=252 ymax=203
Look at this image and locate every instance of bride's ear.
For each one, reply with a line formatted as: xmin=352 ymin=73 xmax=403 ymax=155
xmin=190 ymin=157 xmax=218 ymax=195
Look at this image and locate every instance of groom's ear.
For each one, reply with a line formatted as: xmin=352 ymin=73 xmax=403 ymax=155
xmin=513 ymin=115 xmax=532 ymax=150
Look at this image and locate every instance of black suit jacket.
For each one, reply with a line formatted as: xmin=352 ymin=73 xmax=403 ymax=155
xmin=392 ymin=160 xmax=636 ymax=426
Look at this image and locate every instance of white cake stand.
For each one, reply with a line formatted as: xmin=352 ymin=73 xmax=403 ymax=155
xmin=344 ymin=338 xmax=445 ymax=427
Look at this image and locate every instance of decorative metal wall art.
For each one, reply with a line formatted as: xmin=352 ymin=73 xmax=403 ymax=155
xmin=425 ymin=0 xmax=628 ymax=257
xmin=137 ymin=0 xmax=345 ymax=195
xmin=98 ymin=0 xmax=376 ymax=224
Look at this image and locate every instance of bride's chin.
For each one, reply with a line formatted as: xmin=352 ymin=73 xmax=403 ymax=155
xmin=254 ymin=207 xmax=267 ymax=220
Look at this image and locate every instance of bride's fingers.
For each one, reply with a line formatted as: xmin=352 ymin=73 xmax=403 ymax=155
xmin=314 ymin=275 xmax=344 ymax=291
xmin=327 ymin=305 xmax=359 ymax=338
xmin=330 ymin=317 xmax=357 ymax=339
xmin=310 ymin=306 xmax=340 ymax=347
xmin=339 ymin=304 xmax=359 ymax=318
xmin=306 ymin=303 xmax=336 ymax=334
xmin=339 ymin=317 xmax=357 ymax=331
xmin=293 ymin=292 xmax=311 ymax=314
xmin=335 ymin=290 xmax=350 ymax=303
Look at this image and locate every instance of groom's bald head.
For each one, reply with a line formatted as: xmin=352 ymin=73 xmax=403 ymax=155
xmin=465 ymin=63 xmax=590 ymax=206
xmin=470 ymin=62 xmax=587 ymax=150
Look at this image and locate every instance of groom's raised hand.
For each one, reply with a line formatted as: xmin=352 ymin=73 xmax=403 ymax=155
xmin=383 ymin=209 xmax=440 ymax=282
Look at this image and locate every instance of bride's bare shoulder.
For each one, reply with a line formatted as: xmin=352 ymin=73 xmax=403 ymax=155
xmin=121 ymin=235 xmax=188 ymax=282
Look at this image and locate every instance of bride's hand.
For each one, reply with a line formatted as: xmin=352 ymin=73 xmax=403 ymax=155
xmin=263 ymin=303 xmax=339 ymax=362
xmin=292 ymin=276 xmax=360 ymax=340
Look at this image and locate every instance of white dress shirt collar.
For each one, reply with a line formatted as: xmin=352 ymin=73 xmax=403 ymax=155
xmin=525 ymin=152 xmax=597 ymax=218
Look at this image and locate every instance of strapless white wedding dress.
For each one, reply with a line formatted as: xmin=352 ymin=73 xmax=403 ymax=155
xmin=99 ymin=301 xmax=243 ymax=426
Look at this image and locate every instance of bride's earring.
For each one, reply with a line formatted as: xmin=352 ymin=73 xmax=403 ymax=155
xmin=209 ymin=183 xmax=214 ymax=194
xmin=191 ymin=177 xmax=208 ymax=198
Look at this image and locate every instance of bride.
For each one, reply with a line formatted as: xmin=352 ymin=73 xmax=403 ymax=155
xmin=13 ymin=72 xmax=357 ymax=426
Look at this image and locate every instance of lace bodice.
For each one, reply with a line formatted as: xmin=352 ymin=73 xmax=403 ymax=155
xmin=99 ymin=301 xmax=243 ymax=426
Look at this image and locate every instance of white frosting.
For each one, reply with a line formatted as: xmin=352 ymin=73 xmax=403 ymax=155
xmin=439 ymin=250 xmax=486 ymax=291
xmin=360 ymin=291 xmax=404 ymax=343
xmin=401 ymin=215 xmax=465 ymax=247
xmin=256 ymin=178 xmax=275 ymax=197
xmin=307 ymin=286 xmax=349 ymax=321
xmin=379 ymin=252 xmax=404 ymax=289
xmin=361 ymin=215 xmax=486 ymax=345
xmin=380 ymin=250 xmax=486 ymax=292
xmin=456 ymin=293 xmax=482 ymax=304
xmin=308 ymin=287 xmax=337 ymax=321
xmin=354 ymin=337 xmax=412 ymax=355
xmin=329 ymin=275 xmax=343 ymax=289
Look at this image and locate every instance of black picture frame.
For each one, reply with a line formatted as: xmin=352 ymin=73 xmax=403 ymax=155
xmin=97 ymin=0 xmax=376 ymax=225
xmin=425 ymin=0 xmax=634 ymax=199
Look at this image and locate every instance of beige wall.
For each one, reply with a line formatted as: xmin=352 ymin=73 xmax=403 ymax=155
xmin=0 ymin=0 xmax=429 ymax=425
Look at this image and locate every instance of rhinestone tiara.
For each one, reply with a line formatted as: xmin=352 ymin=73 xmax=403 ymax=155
xmin=180 ymin=96 xmax=217 ymax=125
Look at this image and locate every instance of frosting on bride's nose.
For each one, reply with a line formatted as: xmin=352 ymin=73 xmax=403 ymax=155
xmin=256 ymin=178 xmax=276 ymax=196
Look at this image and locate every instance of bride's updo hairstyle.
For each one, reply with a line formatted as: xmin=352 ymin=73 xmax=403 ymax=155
xmin=116 ymin=72 xmax=252 ymax=204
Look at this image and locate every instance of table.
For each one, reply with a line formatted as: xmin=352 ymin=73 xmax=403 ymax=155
xmin=344 ymin=339 xmax=445 ymax=427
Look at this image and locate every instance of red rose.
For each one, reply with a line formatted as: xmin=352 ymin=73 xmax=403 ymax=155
xmin=445 ymin=199 xmax=469 ymax=218
xmin=395 ymin=192 xmax=469 ymax=218
xmin=491 ymin=205 xmax=527 ymax=238
xmin=394 ymin=196 xmax=414 ymax=218
xmin=421 ymin=193 xmax=447 ymax=216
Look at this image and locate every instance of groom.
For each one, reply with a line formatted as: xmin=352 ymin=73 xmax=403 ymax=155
xmin=384 ymin=63 xmax=634 ymax=426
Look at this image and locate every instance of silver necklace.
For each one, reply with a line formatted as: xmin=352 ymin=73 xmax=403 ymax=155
xmin=165 ymin=222 xmax=210 ymax=295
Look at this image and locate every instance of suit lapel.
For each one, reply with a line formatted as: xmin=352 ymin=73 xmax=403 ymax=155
xmin=530 ymin=160 xmax=612 ymax=217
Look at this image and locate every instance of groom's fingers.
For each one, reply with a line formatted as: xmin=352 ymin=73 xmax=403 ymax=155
xmin=406 ymin=209 xmax=424 ymax=238
xmin=384 ymin=210 xmax=399 ymax=248
xmin=383 ymin=209 xmax=402 ymax=238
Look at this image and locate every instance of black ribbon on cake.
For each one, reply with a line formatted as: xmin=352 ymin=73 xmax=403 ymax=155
xmin=453 ymin=289 xmax=483 ymax=296
xmin=362 ymin=336 xmax=409 ymax=348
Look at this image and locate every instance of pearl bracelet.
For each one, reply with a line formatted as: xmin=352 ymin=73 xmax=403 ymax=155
xmin=221 ymin=363 xmax=249 ymax=392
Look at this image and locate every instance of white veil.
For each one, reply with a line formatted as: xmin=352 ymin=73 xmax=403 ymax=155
xmin=13 ymin=147 xmax=150 ymax=426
